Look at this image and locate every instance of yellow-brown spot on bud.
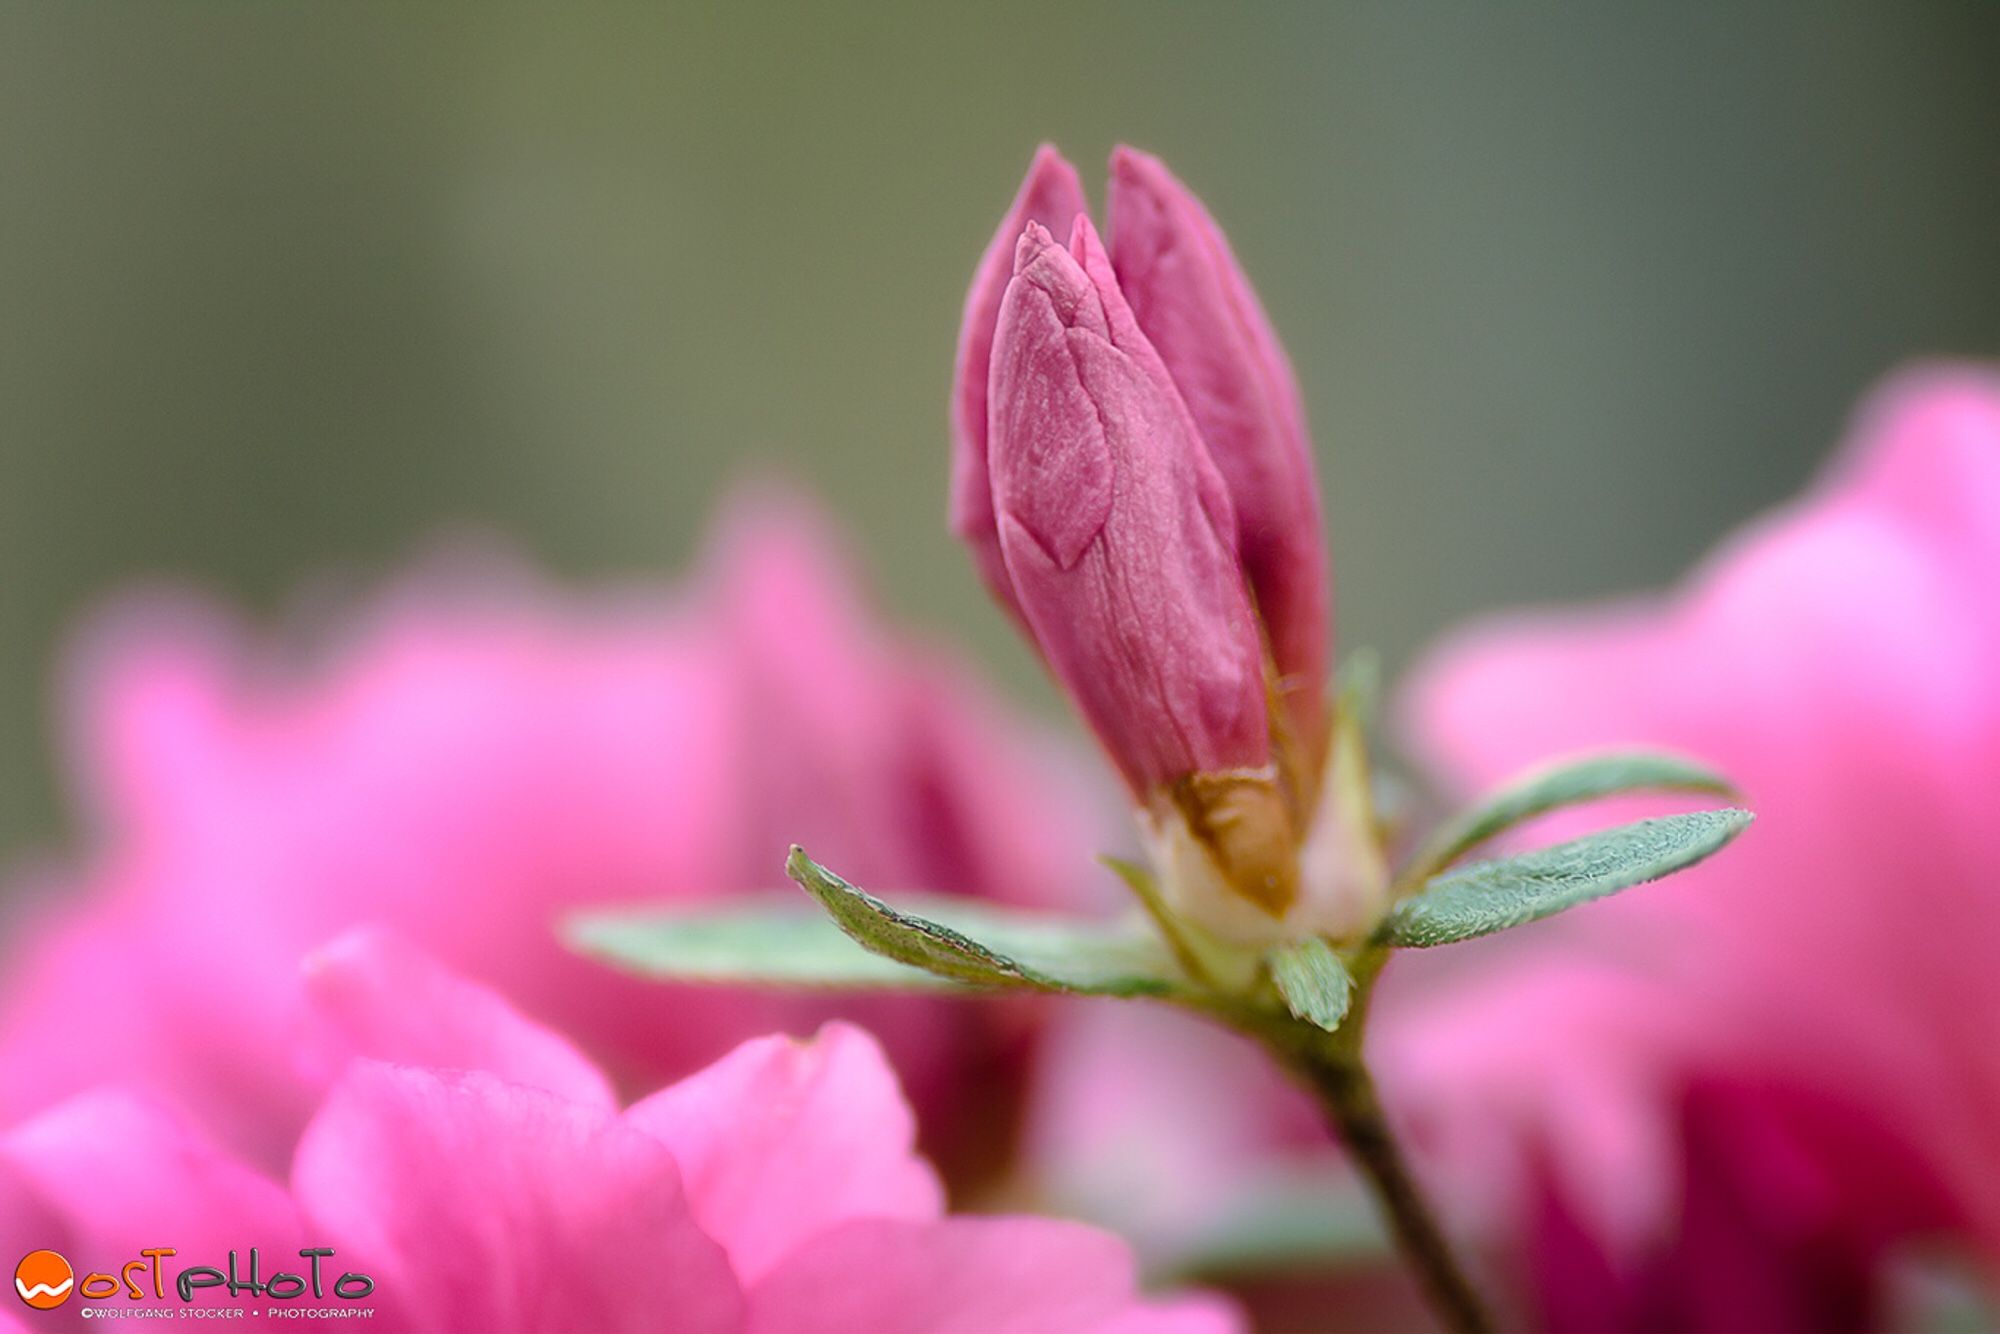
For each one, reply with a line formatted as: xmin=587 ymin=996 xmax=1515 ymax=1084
xmin=1164 ymin=768 xmax=1299 ymax=917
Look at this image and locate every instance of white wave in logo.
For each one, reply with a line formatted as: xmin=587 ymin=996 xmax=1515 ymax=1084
xmin=16 ymin=1275 xmax=73 ymax=1299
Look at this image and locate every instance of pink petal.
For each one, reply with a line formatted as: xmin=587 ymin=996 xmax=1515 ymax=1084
xmin=989 ymin=217 xmax=1269 ymax=795
xmin=624 ymin=1022 xmax=943 ymax=1283
xmin=298 ymin=926 xmax=616 ymax=1111
xmin=292 ymin=1061 xmax=741 ymax=1332
xmin=745 ymin=1216 xmax=1239 ymax=1334
xmin=1108 ymin=146 xmax=1330 ymax=759
xmin=1386 ymin=364 xmax=2000 ymax=1318
xmin=951 ymin=145 xmax=1090 ymax=616
xmin=1088 ymin=1298 xmax=1247 ymax=1334
xmin=7 ymin=489 xmax=1113 ymax=1196
xmin=1 ymin=1090 xmax=298 ymax=1260
xmin=1021 ymin=1001 xmax=1323 ymax=1261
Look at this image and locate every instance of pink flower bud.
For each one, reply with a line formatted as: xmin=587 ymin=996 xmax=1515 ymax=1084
xmin=958 ymin=152 xmax=1332 ymax=929
xmin=986 ymin=216 xmax=1272 ymax=799
xmin=950 ymin=145 xmax=1088 ymax=614
xmin=1107 ymin=147 xmax=1331 ymax=763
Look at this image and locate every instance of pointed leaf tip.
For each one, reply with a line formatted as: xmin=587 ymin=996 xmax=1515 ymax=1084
xmin=787 ymin=849 xmax=1026 ymax=986
xmin=1380 ymin=808 xmax=1752 ymax=948
xmin=1405 ymin=750 xmax=1742 ymax=883
xmin=783 ymin=849 xmax=1191 ymax=997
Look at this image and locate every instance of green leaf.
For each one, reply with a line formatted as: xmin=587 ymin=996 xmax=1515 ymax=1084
xmin=788 ymin=850 xmax=1032 ymax=985
xmin=567 ymin=899 xmax=967 ymax=991
xmin=569 ymin=875 xmax=1189 ymax=997
xmin=1267 ymin=937 xmax=1352 ymax=1032
xmin=784 ymin=847 xmax=1188 ymax=996
xmin=1405 ymin=750 xmax=1738 ymax=882
xmin=1379 ymin=808 xmax=1753 ymax=948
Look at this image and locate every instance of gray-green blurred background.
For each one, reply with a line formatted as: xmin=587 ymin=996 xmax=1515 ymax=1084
xmin=2 ymin=4 xmax=1997 ymax=853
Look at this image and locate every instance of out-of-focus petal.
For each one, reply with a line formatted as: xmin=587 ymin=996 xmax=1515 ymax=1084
xmin=0 ymin=885 xmax=312 ymax=1169
xmin=0 ymin=490 xmax=1110 ymax=1189
xmin=624 ymin=1022 xmax=943 ymax=1283
xmin=1 ymin=1090 xmax=298 ymax=1260
xmin=299 ymin=927 xmax=616 ymax=1112
xmin=1385 ymin=363 xmax=2000 ymax=1324
xmin=292 ymin=1061 xmax=742 ymax=1333
xmin=1022 ymin=1001 xmax=1324 ymax=1262
xmin=744 ymin=1216 xmax=1240 ymax=1334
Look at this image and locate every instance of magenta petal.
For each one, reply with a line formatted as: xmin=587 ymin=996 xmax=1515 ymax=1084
xmin=951 ymin=145 xmax=1090 ymax=615
xmin=0 ymin=1159 xmax=64 ymax=1266
xmin=292 ymin=1062 xmax=742 ymax=1332
xmin=1 ymin=1090 xmax=299 ymax=1260
xmin=0 ymin=486 xmax=1113 ymax=1188
xmin=299 ymin=926 xmax=617 ymax=1112
xmin=744 ymin=1216 xmax=1240 ymax=1334
xmin=988 ymin=217 xmax=1269 ymax=794
xmin=1088 ymin=1299 xmax=1248 ymax=1334
xmin=0 ymin=893 xmax=189 ymax=1132
xmin=1108 ymin=147 xmax=1330 ymax=756
xmin=1022 ymin=1001 xmax=1325 ymax=1262
xmin=1387 ymin=364 xmax=2000 ymax=1321
xmin=624 ymin=1022 xmax=943 ymax=1283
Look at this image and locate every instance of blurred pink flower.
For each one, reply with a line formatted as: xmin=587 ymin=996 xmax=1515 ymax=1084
xmin=0 ymin=491 xmax=1108 ymax=1179
xmin=2 ymin=929 xmax=1236 ymax=1334
xmin=1018 ymin=366 xmax=2000 ymax=1329
xmin=1378 ymin=364 xmax=2000 ymax=1328
xmin=1021 ymin=1000 xmax=1332 ymax=1250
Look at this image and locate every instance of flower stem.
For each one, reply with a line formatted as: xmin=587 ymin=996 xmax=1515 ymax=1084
xmin=1295 ymin=1043 xmax=1494 ymax=1333
xmin=1228 ymin=950 xmax=1493 ymax=1333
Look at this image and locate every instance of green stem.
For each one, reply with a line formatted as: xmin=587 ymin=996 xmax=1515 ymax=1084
xmin=1294 ymin=1043 xmax=1493 ymax=1333
xmin=1240 ymin=955 xmax=1495 ymax=1334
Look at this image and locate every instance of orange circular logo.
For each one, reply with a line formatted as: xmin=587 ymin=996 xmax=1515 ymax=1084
xmin=14 ymin=1251 xmax=73 ymax=1310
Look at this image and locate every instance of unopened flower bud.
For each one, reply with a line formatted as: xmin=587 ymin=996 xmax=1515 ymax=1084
xmin=986 ymin=217 xmax=1298 ymax=926
xmin=950 ymin=145 xmax=1088 ymax=615
xmin=1108 ymin=147 xmax=1331 ymax=769
xmin=955 ymin=149 xmax=1346 ymax=942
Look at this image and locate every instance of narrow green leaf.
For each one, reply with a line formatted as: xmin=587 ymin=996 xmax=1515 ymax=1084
xmin=788 ymin=848 xmax=1032 ymax=985
xmin=1405 ymin=750 xmax=1739 ymax=882
xmin=1379 ymin=808 xmax=1753 ymax=948
xmin=568 ymin=899 xmax=964 ymax=991
xmin=786 ymin=847 xmax=1188 ymax=996
xmin=569 ymin=879 xmax=1190 ymax=997
xmin=1267 ymin=937 xmax=1352 ymax=1032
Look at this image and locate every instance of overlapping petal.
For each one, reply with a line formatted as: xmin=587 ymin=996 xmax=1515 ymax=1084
xmin=1381 ymin=365 xmax=2000 ymax=1325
